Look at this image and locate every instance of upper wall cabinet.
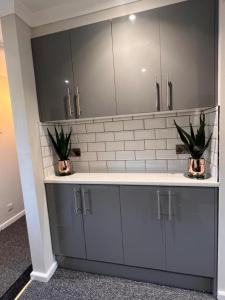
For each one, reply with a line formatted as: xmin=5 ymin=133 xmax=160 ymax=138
xmin=112 ymin=10 xmax=161 ymax=115
xmin=160 ymin=0 xmax=216 ymax=110
xmin=32 ymin=0 xmax=217 ymax=122
xmin=32 ymin=31 xmax=75 ymax=122
xmin=70 ymin=21 xmax=117 ymax=118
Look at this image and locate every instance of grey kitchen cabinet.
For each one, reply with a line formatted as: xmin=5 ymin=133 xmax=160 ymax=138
xmin=112 ymin=9 xmax=162 ymax=115
xmin=120 ymin=186 xmax=166 ymax=269
xmin=81 ymin=185 xmax=123 ymax=264
xmin=164 ymin=187 xmax=216 ymax=277
xmin=70 ymin=21 xmax=117 ymax=118
xmin=32 ymin=31 xmax=76 ymax=122
xmin=160 ymin=0 xmax=216 ymax=111
xmin=45 ymin=184 xmax=86 ymax=259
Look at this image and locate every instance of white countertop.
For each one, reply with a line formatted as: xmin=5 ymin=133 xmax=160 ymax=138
xmin=44 ymin=173 xmax=219 ymax=187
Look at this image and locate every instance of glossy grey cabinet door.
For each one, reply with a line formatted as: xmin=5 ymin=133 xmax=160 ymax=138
xmin=70 ymin=21 xmax=117 ymax=118
xmin=81 ymin=185 xmax=123 ymax=264
xmin=165 ymin=187 xmax=216 ymax=277
xmin=112 ymin=10 xmax=161 ymax=114
xmin=32 ymin=31 xmax=75 ymax=122
xmin=120 ymin=186 xmax=166 ymax=270
xmin=45 ymin=184 xmax=86 ymax=259
xmin=160 ymin=0 xmax=216 ymax=111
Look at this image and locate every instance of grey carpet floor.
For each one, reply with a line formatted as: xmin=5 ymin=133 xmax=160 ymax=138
xmin=0 ymin=216 xmax=31 ymax=297
xmin=20 ymin=268 xmax=215 ymax=300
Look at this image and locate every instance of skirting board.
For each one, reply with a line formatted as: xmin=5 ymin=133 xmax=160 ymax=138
xmin=30 ymin=261 xmax=58 ymax=282
xmin=218 ymin=291 xmax=225 ymax=300
xmin=0 ymin=210 xmax=25 ymax=231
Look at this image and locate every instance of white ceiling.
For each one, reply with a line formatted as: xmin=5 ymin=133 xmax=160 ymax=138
xmin=16 ymin=0 xmax=140 ymax=27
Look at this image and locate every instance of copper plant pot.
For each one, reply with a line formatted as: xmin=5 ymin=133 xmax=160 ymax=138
xmin=188 ymin=158 xmax=206 ymax=178
xmin=58 ymin=160 xmax=73 ymax=176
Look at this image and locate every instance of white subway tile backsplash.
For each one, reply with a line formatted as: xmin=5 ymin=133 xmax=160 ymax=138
xmin=146 ymin=160 xmax=168 ymax=172
xmin=116 ymin=151 xmax=135 ymax=161
xmin=79 ymin=152 xmax=97 ymax=161
xmin=124 ymin=120 xmax=144 ymax=130
xmin=168 ymin=160 xmax=187 ymax=172
xmin=78 ymin=133 xmax=95 ymax=143
xmin=134 ymin=129 xmax=155 ymax=140
xmin=96 ymin=132 xmax=114 ymax=142
xmin=73 ymin=161 xmax=89 ymax=172
xmin=135 ymin=150 xmax=155 ymax=160
xmin=89 ymin=161 xmax=107 ymax=172
xmin=156 ymin=128 xmax=177 ymax=139
xmin=106 ymin=141 xmax=124 ymax=151
xmin=156 ymin=150 xmax=177 ymax=160
xmin=144 ymin=118 xmax=166 ymax=129
xmin=88 ymin=142 xmax=105 ymax=152
xmin=145 ymin=140 xmax=166 ymax=150
xmin=126 ymin=160 xmax=145 ymax=171
xmin=115 ymin=131 xmax=134 ymax=141
xmin=72 ymin=143 xmax=88 ymax=152
xmin=104 ymin=121 xmax=123 ymax=132
xmin=72 ymin=124 xmax=86 ymax=134
xmin=40 ymin=107 xmax=218 ymax=179
xmin=107 ymin=161 xmax=126 ymax=171
xmin=97 ymin=151 xmax=115 ymax=161
xmin=167 ymin=116 xmax=189 ymax=128
xmin=86 ymin=122 xmax=104 ymax=133
xmin=125 ymin=141 xmax=144 ymax=151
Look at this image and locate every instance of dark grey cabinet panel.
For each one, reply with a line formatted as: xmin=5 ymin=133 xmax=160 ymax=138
xmin=120 ymin=186 xmax=166 ymax=269
xmin=160 ymin=0 xmax=216 ymax=111
xmin=81 ymin=185 xmax=123 ymax=264
xmin=112 ymin=10 xmax=161 ymax=114
xmin=164 ymin=187 xmax=216 ymax=277
xmin=32 ymin=31 xmax=75 ymax=122
xmin=70 ymin=21 xmax=117 ymax=118
xmin=46 ymin=184 xmax=86 ymax=259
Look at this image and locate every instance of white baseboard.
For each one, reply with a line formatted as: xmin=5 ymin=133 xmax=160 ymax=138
xmin=31 ymin=261 xmax=58 ymax=282
xmin=218 ymin=291 xmax=225 ymax=300
xmin=0 ymin=210 xmax=25 ymax=231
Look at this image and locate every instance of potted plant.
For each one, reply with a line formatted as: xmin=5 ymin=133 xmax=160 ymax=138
xmin=47 ymin=127 xmax=73 ymax=176
xmin=174 ymin=113 xmax=212 ymax=178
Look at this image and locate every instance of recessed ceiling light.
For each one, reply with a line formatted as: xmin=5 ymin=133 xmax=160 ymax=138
xmin=141 ymin=68 xmax=147 ymax=73
xmin=129 ymin=14 xmax=136 ymax=21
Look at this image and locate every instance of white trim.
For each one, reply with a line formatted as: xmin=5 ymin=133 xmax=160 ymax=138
xmin=15 ymin=280 xmax=32 ymax=300
xmin=0 ymin=210 xmax=25 ymax=231
xmin=218 ymin=291 xmax=225 ymax=300
xmin=30 ymin=261 xmax=58 ymax=282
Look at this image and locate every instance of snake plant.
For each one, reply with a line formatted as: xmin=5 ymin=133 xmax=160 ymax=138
xmin=174 ymin=113 xmax=212 ymax=159
xmin=47 ymin=127 xmax=72 ymax=161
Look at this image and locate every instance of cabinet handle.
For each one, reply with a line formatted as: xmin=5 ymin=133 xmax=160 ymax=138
xmin=76 ymin=86 xmax=81 ymax=118
xmin=157 ymin=190 xmax=161 ymax=220
xmin=81 ymin=188 xmax=90 ymax=215
xmin=73 ymin=188 xmax=81 ymax=214
xmin=168 ymin=190 xmax=172 ymax=221
xmin=166 ymin=76 xmax=173 ymax=110
xmin=67 ymin=86 xmax=74 ymax=117
xmin=155 ymin=77 xmax=160 ymax=111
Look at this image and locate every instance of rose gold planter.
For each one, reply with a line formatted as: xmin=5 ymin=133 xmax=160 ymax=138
xmin=58 ymin=160 xmax=73 ymax=176
xmin=188 ymin=158 xmax=206 ymax=178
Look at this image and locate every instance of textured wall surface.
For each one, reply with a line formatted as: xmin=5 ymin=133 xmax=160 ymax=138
xmin=40 ymin=107 xmax=219 ymax=180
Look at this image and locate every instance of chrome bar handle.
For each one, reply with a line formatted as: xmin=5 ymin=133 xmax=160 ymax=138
xmin=76 ymin=86 xmax=81 ymax=118
xmin=81 ymin=188 xmax=90 ymax=215
xmin=168 ymin=190 xmax=172 ymax=221
xmin=155 ymin=76 xmax=160 ymax=112
xmin=67 ymin=86 xmax=73 ymax=117
xmin=166 ymin=76 xmax=172 ymax=111
xmin=157 ymin=190 xmax=161 ymax=220
xmin=73 ymin=188 xmax=81 ymax=214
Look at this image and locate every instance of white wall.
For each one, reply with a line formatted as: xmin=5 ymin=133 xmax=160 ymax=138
xmin=1 ymin=14 xmax=56 ymax=282
xmin=0 ymin=47 xmax=24 ymax=230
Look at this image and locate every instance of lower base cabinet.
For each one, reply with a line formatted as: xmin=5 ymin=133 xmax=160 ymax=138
xmin=46 ymin=183 xmax=218 ymax=294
